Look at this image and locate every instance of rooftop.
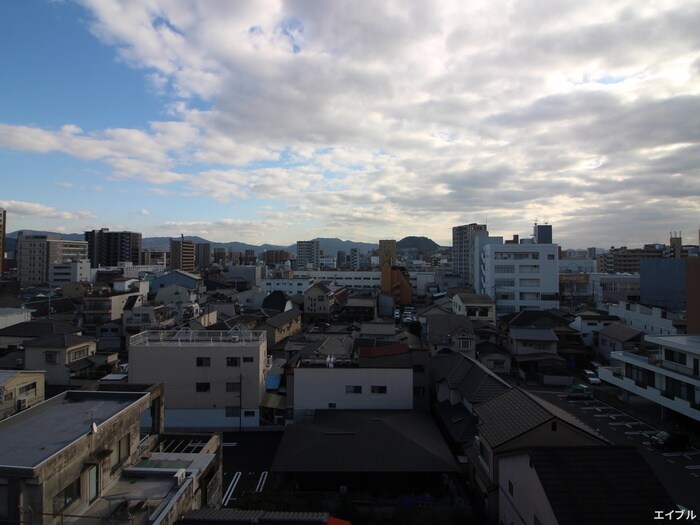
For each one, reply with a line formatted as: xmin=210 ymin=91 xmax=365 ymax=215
xmin=129 ymin=328 xmax=266 ymax=347
xmin=645 ymin=334 xmax=700 ymax=353
xmin=0 ymin=390 xmax=148 ymax=469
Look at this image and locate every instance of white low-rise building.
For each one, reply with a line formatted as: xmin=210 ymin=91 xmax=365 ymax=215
xmin=608 ymin=300 xmax=683 ymax=336
xmin=599 ymin=334 xmax=700 ymax=422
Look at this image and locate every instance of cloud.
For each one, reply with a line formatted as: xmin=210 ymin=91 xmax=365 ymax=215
xmin=0 ymin=200 xmax=96 ymax=220
xmin=2 ymin=0 xmax=699 ymax=247
xmin=140 ymin=209 xmax=150 ymax=216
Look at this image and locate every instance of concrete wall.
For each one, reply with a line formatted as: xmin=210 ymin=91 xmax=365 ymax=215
xmin=499 ymin=453 xmax=558 ymax=525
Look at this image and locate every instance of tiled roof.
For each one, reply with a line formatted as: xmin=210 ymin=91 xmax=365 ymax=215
xmin=0 ymin=320 xmax=79 ymax=338
xmin=454 ymin=293 xmax=494 ymax=305
xmin=503 ymin=310 xmax=570 ymax=328
xmin=426 ymin=314 xmax=474 ymax=343
xmin=24 ymin=333 xmax=95 ymax=349
xmin=357 ymin=343 xmax=410 ymax=358
xmin=509 ymin=327 xmax=559 ymax=342
xmin=180 ymin=509 xmax=332 ymax=524
xmin=429 ymin=352 xmax=510 ymax=403
xmin=434 ymin=400 xmax=478 ymax=444
xmin=528 ymin=446 xmax=676 ymax=525
xmin=475 ymin=387 xmax=608 ymax=448
xmin=265 ymin=308 xmax=301 ymax=328
xmin=271 ymin=410 xmax=458 ymax=473
xmin=598 ymin=322 xmax=643 ymax=342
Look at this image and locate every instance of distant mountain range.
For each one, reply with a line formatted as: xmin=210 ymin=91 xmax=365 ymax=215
xmin=6 ymin=231 xmax=444 ymax=255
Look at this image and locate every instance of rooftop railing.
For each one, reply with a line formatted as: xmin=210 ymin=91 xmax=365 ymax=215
xmin=129 ymin=329 xmax=266 ymax=347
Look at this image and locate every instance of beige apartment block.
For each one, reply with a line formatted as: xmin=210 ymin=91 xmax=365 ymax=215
xmin=128 ymin=328 xmax=268 ymax=429
xmin=0 ymin=369 xmax=45 ymax=419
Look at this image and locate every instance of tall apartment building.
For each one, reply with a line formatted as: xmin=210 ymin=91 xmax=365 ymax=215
xmin=379 ymin=239 xmax=397 ymax=293
xmin=84 ymin=228 xmax=142 ymax=267
xmin=452 ymin=223 xmax=487 ymax=287
xmin=17 ymin=233 xmax=88 ymax=287
xmin=0 ymin=208 xmax=6 ymax=276
xmin=349 ymin=248 xmax=360 ymax=270
xmin=170 ymin=237 xmax=196 ymax=273
xmin=296 ymin=240 xmax=320 ymax=271
xmin=262 ymin=249 xmax=292 ymax=266
xmin=195 ymin=242 xmax=211 ymax=268
xmin=479 ymin=243 xmax=560 ymax=316
xmin=597 ymin=245 xmax=663 ymax=274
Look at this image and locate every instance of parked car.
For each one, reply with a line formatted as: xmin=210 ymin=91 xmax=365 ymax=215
xmin=565 ymin=384 xmax=594 ymax=400
xmin=583 ymin=369 xmax=601 ymax=385
xmin=650 ymin=431 xmax=690 ymax=451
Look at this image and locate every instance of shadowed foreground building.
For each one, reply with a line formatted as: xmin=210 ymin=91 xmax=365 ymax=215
xmin=0 ymin=389 xmax=222 ymax=525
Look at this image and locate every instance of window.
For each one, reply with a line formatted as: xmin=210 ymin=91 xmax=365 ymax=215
xmin=196 ymin=357 xmax=211 ymax=367
xmin=196 ymin=382 xmax=210 ymax=392
xmin=495 ymin=279 xmax=515 ymax=287
xmin=68 ymin=346 xmax=90 ymax=362
xmin=413 ymin=386 xmax=426 ymax=396
xmin=345 ymin=385 xmax=362 ymax=394
xmin=18 ymin=382 xmax=36 ymax=397
xmin=413 ymin=364 xmax=425 ymax=373
xmin=226 ymin=382 xmax=241 ymax=393
xmin=226 ymin=357 xmax=240 ymax=367
xmin=111 ymin=434 xmax=130 ymax=469
xmin=52 ymin=478 xmax=80 ymax=512
xmin=371 ymin=385 xmax=387 ymax=394
xmin=243 ymin=410 xmax=255 ymax=417
xmin=508 ymin=480 xmax=514 ymax=496
xmin=494 ymin=265 xmax=515 ymax=274
xmin=328 ymin=402 xmax=337 ymax=408
xmin=243 ymin=356 xmax=254 ymax=363
xmin=551 ymin=421 xmax=557 ymax=431
xmin=45 ymin=351 xmax=59 ymax=364
xmin=225 ymin=406 xmax=240 ymax=418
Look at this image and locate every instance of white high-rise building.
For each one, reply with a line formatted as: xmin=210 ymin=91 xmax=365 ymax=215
xmin=452 ymin=223 xmax=487 ymax=287
xmin=479 ymin=243 xmax=560 ymax=316
xmin=296 ymin=240 xmax=320 ymax=270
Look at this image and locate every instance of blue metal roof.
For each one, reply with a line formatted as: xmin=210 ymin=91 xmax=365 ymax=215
xmin=265 ymin=374 xmax=282 ymax=391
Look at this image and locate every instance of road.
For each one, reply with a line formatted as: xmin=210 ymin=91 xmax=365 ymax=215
xmin=220 ymin=431 xmax=283 ymax=507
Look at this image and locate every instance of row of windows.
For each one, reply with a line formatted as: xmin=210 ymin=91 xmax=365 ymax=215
xmin=196 ymin=356 xmax=254 ymax=367
xmin=196 ymin=382 xmax=241 ymax=393
xmin=345 ymin=385 xmax=387 ymax=394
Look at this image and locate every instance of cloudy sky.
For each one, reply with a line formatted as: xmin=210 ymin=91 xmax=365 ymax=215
xmin=1 ymin=0 xmax=699 ymax=248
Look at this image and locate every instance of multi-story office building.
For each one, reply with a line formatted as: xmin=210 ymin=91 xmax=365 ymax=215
xmin=17 ymin=233 xmax=88 ymax=287
xmin=170 ymin=237 xmax=196 ymax=272
xmin=0 ymin=208 xmax=6 ymax=276
xmin=452 ymin=223 xmax=487 ymax=287
xmin=262 ymin=249 xmax=292 ymax=266
xmin=479 ymin=243 xmax=559 ymax=316
xmin=195 ymin=242 xmax=211 ymax=268
xmin=599 ymin=335 xmax=700 ymax=423
xmin=85 ymin=228 xmax=142 ymax=267
xmin=596 ymin=245 xmax=663 ymax=274
xmin=296 ymin=240 xmax=320 ymax=271
xmin=141 ymin=249 xmax=168 ymax=266
xmin=533 ymin=223 xmax=552 ymax=244
xmin=49 ymin=258 xmax=92 ymax=286
xmin=128 ymin=328 xmax=268 ymax=428
xmin=349 ymin=248 xmax=361 ymax=270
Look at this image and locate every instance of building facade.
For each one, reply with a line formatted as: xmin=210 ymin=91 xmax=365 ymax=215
xmin=85 ymin=228 xmax=142 ymax=267
xmin=170 ymin=238 xmax=196 ymax=273
xmin=17 ymin=233 xmax=88 ymax=287
xmin=128 ymin=328 xmax=268 ymax=428
xmin=452 ymin=223 xmax=487 ymax=287
xmin=296 ymin=240 xmax=320 ymax=271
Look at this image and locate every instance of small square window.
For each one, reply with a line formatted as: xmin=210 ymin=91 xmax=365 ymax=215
xmin=196 ymin=382 xmax=210 ymax=393
xmin=196 ymin=357 xmax=210 ymax=367
xmin=243 ymin=356 xmax=254 ymax=363
xmin=226 ymin=357 xmax=240 ymax=367
xmin=345 ymin=385 xmax=362 ymax=394
xmin=328 ymin=402 xmax=336 ymax=408
xmin=225 ymin=406 xmax=240 ymax=418
xmin=226 ymin=382 xmax=241 ymax=393
xmin=371 ymin=385 xmax=387 ymax=394
xmin=243 ymin=410 xmax=255 ymax=417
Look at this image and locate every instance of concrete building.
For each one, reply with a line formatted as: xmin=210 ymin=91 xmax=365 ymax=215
xmin=141 ymin=249 xmax=169 ymax=267
xmin=479 ymin=243 xmax=559 ymax=316
xmin=227 ymin=265 xmax=262 ymax=287
xmin=452 ymin=223 xmax=487 ymax=287
xmin=596 ymin=323 xmax=643 ymax=362
xmin=0 ymin=369 xmax=44 ymax=419
xmin=128 ymin=328 xmax=268 ymax=428
xmin=194 ymin=242 xmax=211 ymax=268
xmin=261 ymin=277 xmax=314 ymax=295
xmin=608 ymin=300 xmax=684 ymax=336
xmin=170 ymin=238 xmax=196 ymax=273
xmin=81 ymin=288 xmax=146 ymax=329
xmin=640 ymin=258 xmax=689 ymax=312
xmin=569 ymin=310 xmax=620 ymax=347
xmin=23 ymin=333 xmax=105 ymax=385
xmin=84 ymin=228 xmax=142 ymax=267
xmin=597 ymin=245 xmax=663 ymax=274
xmin=296 ymin=240 xmax=320 ymax=271
xmin=0 ymin=208 xmax=6 ymax=277
xmin=0 ymin=308 xmax=33 ymax=330
xmin=379 ymin=239 xmax=397 ymax=292
xmin=49 ymin=258 xmax=92 ymax=287
xmin=533 ymin=222 xmax=552 ymax=244
xmin=17 ymin=233 xmax=88 ymax=287
xmin=303 ymin=283 xmax=348 ymax=318
xmin=600 ymin=335 xmax=700 ymax=423
xmin=451 ymin=293 xmax=496 ymax=323
xmin=261 ymin=249 xmax=292 ymax=266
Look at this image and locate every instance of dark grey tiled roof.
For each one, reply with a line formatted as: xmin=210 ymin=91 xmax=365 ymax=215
xmin=430 ymin=352 xmax=510 ymax=404
xmin=509 ymin=327 xmax=559 ymax=342
xmin=528 ymin=446 xmax=676 ymax=525
xmin=24 ymin=333 xmax=95 ymax=348
xmin=180 ymin=509 xmax=331 ymax=524
xmin=475 ymin=388 xmax=608 ymax=448
xmin=434 ymin=400 xmax=478 ymax=445
xmin=271 ymin=410 xmax=458 ymax=473
xmin=598 ymin=322 xmax=643 ymax=342
xmin=265 ymin=308 xmax=301 ymax=328
xmin=0 ymin=320 xmax=79 ymax=337
xmin=426 ymin=314 xmax=474 ymax=344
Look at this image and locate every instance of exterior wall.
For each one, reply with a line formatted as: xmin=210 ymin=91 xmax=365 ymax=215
xmin=608 ymin=301 xmax=680 ymax=336
xmin=0 ymin=309 xmax=32 ymax=330
xmin=0 ymin=371 xmax=45 ymax=419
xmin=261 ymin=278 xmax=314 ymax=295
xmin=293 ymin=270 xmax=436 ymax=298
xmin=499 ymin=454 xmax=559 ymax=525
xmin=296 ymin=240 xmax=320 ymax=270
xmin=264 ymin=314 xmax=302 ymax=345
xmin=589 ymin=273 xmax=640 ymax=307
xmin=128 ymin=331 xmax=267 ymax=428
xmin=570 ymin=316 xmax=616 ymax=347
xmin=686 ymin=259 xmax=700 ymax=333
xmin=508 ymin=337 xmax=557 ymax=356
xmin=24 ymin=340 xmax=97 ymax=385
xmin=50 ymin=259 xmax=92 ymax=286
xmin=480 ymin=243 xmax=560 ymax=316
xmin=452 ymin=223 xmax=488 ymax=286
xmin=293 ymin=367 xmax=413 ymax=419
xmin=82 ymin=291 xmax=144 ymax=327
xmin=479 ymin=354 xmax=511 ymax=374
xmin=452 ymin=296 xmax=496 ymax=322
xmin=170 ymin=240 xmax=196 ymax=272
xmin=227 ymin=265 xmax=262 ymax=287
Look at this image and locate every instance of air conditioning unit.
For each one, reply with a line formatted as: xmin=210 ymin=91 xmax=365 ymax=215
xmin=18 ymin=399 xmax=27 ymax=410
xmin=174 ymin=468 xmax=186 ymax=486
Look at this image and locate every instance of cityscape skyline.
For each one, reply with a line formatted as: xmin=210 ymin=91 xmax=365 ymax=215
xmin=1 ymin=1 xmax=699 ymax=248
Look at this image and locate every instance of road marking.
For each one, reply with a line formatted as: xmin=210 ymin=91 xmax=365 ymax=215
xmin=222 ymin=471 xmax=241 ymax=505
xmin=223 ymin=442 xmax=238 ymax=447
xmin=256 ymin=471 xmax=268 ymax=492
xmin=685 ymin=465 xmax=700 ymax=470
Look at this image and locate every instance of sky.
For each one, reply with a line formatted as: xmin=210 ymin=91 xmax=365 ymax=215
xmin=1 ymin=0 xmax=699 ymax=248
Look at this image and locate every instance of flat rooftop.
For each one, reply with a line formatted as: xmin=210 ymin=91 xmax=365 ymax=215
xmin=129 ymin=329 xmax=266 ymax=347
xmin=645 ymin=334 xmax=700 ymax=353
xmin=0 ymin=390 xmax=148 ymax=469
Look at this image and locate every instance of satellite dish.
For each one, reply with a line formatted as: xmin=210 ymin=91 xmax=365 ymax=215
xmin=92 ymin=422 xmax=98 ymax=434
